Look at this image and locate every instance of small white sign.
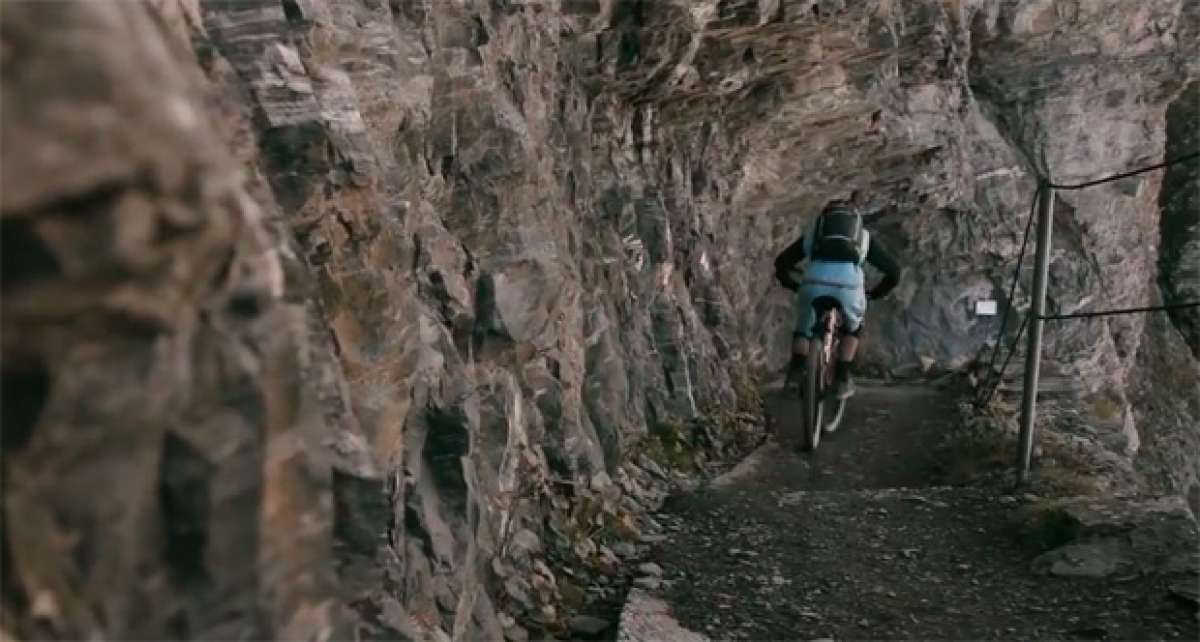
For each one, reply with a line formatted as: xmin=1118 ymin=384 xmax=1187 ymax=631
xmin=975 ymin=300 xmax=999 ymax=316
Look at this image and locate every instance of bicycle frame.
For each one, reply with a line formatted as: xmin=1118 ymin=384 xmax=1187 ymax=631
xmin=820 ymin=307 xmax=841 ymax=387
xmin=800 ymin=298 xmax=847 ymax=451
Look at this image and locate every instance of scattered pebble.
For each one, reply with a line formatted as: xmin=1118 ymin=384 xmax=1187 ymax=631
xmin=611 ymin=542 xmax=638 ymax=559
xmin=633 ymin=576 xmax=662 ymax=590
xmin=638 ymin=562 xmax=663 ymax=577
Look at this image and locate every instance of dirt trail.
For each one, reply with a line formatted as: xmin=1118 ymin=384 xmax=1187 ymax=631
xmin=637 ymin=383 xmax=1198 ymax=641
xmin=757 ymin=382 xmax=958 ymax=491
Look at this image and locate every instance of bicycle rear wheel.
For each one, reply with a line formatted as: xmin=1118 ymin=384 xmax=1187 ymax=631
xmin=801 ymin=339 xmax=824 ymax=451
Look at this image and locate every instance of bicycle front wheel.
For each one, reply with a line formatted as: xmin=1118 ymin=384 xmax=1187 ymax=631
xmin=823 ymin=397 xmax=847 ymax=434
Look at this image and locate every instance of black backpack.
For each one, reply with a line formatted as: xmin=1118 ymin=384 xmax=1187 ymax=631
xmin=810 ymin=200 xmax=867 ymax=264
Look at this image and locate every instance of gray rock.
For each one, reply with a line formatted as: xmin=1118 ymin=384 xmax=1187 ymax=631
xmin=569 ymin=615 xmax=611 ymax=636
xmin=618 ymin=589 xmax=708 ymax=642
xmin=611 ymin=542 xmax=639 ymax=559
xmin=1044 ymin=495 xmax=1197 ymax=539
xmin=638 ymin=562 xmax=664 ymax=577
xmin=633 ymin=576 xmax=663 ymax=591
xmin=641 ymin=457 xmax=670 ymax=480
xmin=504 ymin=623 xmax=530 ymax=642
xmin=510 ymin=528 xmax=542 ymax=557
xmin=592 ymin=471 xmax=614 ymax=490
xmin=1027 ymin=495 xmax=1199 ymax=578
xmin=1033 ymin=540 xmax=1134 ymax=578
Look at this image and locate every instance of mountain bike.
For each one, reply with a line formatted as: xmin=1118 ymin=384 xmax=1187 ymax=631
xmin=799 ymin=296 xmax=848 ymax=451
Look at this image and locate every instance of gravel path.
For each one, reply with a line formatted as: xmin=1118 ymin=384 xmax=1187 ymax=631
xmin=639 ymin=384 xmax=1199 ymax=641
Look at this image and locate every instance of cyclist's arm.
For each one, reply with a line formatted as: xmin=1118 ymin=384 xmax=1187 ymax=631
xmin=774 ymin=236 xmax=807 ymax=290
xmin=865 ymin=237 xmax=902 ymax=299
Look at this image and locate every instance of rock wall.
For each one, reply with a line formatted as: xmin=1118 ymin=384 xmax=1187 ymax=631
xmin=2 ymin=0 xmax=1197 ymax=639
xmin=1159 ymin=81 xmax=1200 ymax=357
xmin=2 ymin=2 xmax=346 ymax=638
xmin=1140 ymin=71 xmax=1200 ymax=509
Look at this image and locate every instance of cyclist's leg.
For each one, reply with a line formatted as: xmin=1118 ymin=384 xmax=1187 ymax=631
xmin=831 ymin=285 xmax=867 ymax=397
xmin=789 ymin=285 xmax=818 ymax=382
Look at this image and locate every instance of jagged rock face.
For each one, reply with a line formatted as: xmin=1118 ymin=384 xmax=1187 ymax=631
xmin=1139 ymin=78 xmax=1200 ymax=506
xmin=1 ymin=2 xmax=347 ymax=639
xmin=1024 ymin=495 xmax=1198 ymax=579
xmin=2 ymin=0 xmax=1196 ymax=640
xmin=1160 ymin=81 xmax=1200 ymax=356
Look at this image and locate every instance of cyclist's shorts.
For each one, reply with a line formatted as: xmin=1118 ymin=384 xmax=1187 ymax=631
xmin=793 ymin=279 xmax=866 ymax=339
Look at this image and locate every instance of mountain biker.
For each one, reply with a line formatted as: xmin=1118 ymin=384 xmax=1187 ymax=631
xmin=773 ymin=194 xmax=902 ymax=400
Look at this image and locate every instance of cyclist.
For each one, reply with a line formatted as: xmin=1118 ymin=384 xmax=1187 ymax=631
xmin=773 ymin=194 xmax=902 ymax=399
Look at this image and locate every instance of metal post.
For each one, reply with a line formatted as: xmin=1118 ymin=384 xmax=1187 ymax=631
xmin=1016 ymin=183 xmax=1055 ymax=485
